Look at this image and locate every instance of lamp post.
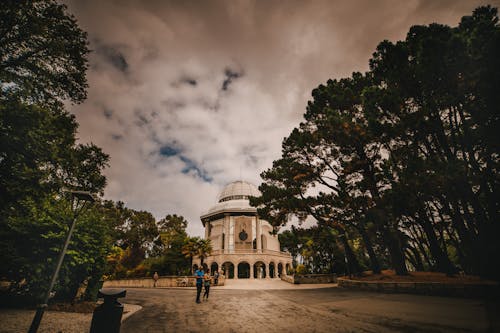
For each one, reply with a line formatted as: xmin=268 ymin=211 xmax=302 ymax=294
xmin=28 ymin=190 xmax=95 ymax=333
xmin=338 ymin=233 xmax=351 ymax=278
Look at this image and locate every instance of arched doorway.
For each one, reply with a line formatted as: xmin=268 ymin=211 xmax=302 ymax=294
xmin=253 ymin=261 xmax=266 ymax=279
xmin=277 ymin=263 xmax=283 ymax=277
xmin=210 ymin=262 xmax=219 ymax=275
xmin=222 ymin=262 xmax=235 ymax=279
xmin=269 ymin=262 xmax=275 ymax=278
xmin=286 ymin=263 xmax=292 ymax=275
xmin=238 ymin=262 xmax=250 ymax=279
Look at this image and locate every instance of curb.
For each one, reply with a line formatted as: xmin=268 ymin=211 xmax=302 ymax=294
xmin=337 ymin=277 xmax=500 ymax=298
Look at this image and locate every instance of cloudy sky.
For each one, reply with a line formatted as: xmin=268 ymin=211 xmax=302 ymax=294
xmin=64 ymin=0 xmax=498 ymax=237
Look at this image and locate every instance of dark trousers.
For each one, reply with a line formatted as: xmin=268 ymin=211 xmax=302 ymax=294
xmin=196 ymin=283 xmax=202 ymax=303
xmin=203 ymin=285 xmax=210 ymax=299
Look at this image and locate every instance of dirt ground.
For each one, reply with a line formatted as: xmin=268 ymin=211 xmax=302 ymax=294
xmin=349 ymin=270 xmax=499 ymax=285
xmin=121 ymin=286 xmax=499 ymax=333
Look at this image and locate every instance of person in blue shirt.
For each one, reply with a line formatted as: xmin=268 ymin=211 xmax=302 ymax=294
xmin=194 ymin=267 xmax=204 ymax=303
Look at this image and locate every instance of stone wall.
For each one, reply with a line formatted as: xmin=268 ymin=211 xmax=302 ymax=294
xmin=337 ymin=277 xmax=499 ymax=298
xmin=103 ymin=275 xmax=225 ymax=288
xmin=281 ymin=274 xmax=337 ymax=284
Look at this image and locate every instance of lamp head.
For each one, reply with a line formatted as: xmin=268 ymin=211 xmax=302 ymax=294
xmin=65 ymin=190 xmax=96 ymax=203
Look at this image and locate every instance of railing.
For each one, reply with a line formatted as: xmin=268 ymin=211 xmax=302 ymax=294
xmin=209 ymin=249 xmax=291 ymax=257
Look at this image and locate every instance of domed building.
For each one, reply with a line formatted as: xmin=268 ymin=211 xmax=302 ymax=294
xmin=194 ymin=180 xmax=293 ymax=279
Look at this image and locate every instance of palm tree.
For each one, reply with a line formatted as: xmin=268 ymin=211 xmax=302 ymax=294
xmin=181 ymin=237 xmax=213 ymax=273
xmin=196 ymin=238 xmax=213 ymax=268
xmin=182 ymin=237 xmax=201 ymax=274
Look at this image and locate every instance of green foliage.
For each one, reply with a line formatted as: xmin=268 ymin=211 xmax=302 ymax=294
xmin=102 ymin=213 xmax=192 ymax=278
xmin=182 ymin=237 xmax=213 ymax=271
xmin=1 ymin=195 xmax=113 ymax=302
xmin=158 ymin=214 xmax=188 ymax=250
xmin=0 ymin=0 xmax=89 ymax=106
xmin=295 ymin=264 xmax=307 ymax=275
xmin=0 ymin=0 xmax=112 ymax=303
xmin=254 ymin=6 xmax=500 ymax=279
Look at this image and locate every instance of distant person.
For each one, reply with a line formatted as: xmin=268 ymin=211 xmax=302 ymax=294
xmin=203 ymin=268 xmax=211 ymax=301
xmin=195 ymin=267 xmax=204 ymax=303
xmin=214 ymin=270 xmax=219 ymax=286
xmin=153 ymin=271 xmax=159 ymax=288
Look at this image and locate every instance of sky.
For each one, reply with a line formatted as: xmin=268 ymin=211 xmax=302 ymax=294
xmin=64 ymin=0 xmax=499 ymax=237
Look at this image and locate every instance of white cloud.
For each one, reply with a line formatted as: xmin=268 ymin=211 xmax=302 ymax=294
xmin=65 ymin=0 xmax=499 ymax=236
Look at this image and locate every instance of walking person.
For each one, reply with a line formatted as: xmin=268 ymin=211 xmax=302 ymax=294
xmin=195 ymin=266 xmax=204 ymax=303
xmin=202 ymin=268 xmax=211 ymax=301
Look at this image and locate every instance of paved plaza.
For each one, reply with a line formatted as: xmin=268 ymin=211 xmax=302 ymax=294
xmin=120 ymin=280 xmax=499 ymax=333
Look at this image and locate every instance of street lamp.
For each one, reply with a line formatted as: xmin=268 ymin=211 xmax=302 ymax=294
xmin=337 ymin=233 xmax=351 ymax=278
xmin=28 ymin=190 xmax=95 ymax=333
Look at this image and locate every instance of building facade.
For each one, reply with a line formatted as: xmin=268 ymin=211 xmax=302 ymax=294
xmin=194 ymin=180 xmax=293 ymax=279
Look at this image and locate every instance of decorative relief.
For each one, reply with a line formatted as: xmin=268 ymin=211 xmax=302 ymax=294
xmin=234 ymin=216 xmax=253 ymax=249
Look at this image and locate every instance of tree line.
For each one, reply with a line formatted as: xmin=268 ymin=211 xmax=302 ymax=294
xmin=252 ymin=6 xmax=499 ymax=280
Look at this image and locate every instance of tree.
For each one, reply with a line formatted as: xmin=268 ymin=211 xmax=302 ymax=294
xmin=368 ymin=5 xmax=500 ymax=278
xmin=182 ymin=237 xmax=201 ymax=273
xmin=196 ymin=238 xmax=213 ymax=268
xmin=253 ymin=6 xmax=500 ymax=280
xmin=181 ymin=237 xmax=213 ymax=272
xmin=158 ymin=214 xmax=188 ymax=250
xmin=0 ymin=0 xmax=113 ymax=303
xmin=151 ymin=214 xmax=191 ymax=275
xmin=1 ymin=194 xmax=113 ymax=302
xmin=0 ymin=0 xmax=89 ymax=106
xmin=114 ymin=209 xmax=160 ymax=270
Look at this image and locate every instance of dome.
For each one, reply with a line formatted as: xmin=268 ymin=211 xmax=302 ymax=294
xmin=200 ymin=181 xmax=261 ymax=221
xmin=217 ymin=180 xmax=261 ymax=203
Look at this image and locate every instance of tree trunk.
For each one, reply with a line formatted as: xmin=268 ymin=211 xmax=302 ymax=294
xmin=382 ymin=227 xmax=408 ymax=275
xmin=417 ymin=203 xmax=456 ymax=275
xmin=358 ymin=226 xmax=381 ymax=274
xmin=338 ymin=231 xmax=361 ymax=277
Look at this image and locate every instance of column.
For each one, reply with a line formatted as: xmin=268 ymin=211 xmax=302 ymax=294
xmin=265 ymin=263 xmax=270 ymax=279
xmin=256 ymin=217 xmax=262 ymax=252
xmin=250 ymin=263 xmax=254 ymax=279
xmin=224 ymin=214 xmax=230 ymax=253
xmin=234 ymin=262 xmax=238 ymax=279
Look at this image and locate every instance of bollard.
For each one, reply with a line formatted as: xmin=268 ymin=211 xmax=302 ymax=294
xmin=89 ymin=289 xmax=126 ymax=333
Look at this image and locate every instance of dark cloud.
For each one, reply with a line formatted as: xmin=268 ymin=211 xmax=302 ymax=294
xmin=222 ymin=68 xmax=243 ymax=91
xmin=159 ymin=145 xmax=212 ymax=182
xmin=160 ymin=145 xmax=180 ymax=157
xmin=180 ymin=77 xmax=197 ymax=86
xmin=134 ymin=110 xmax=149 ymax=127
xmin=93 ymin=39 xmax=129 ymax=72
xmin=180 ymin=155 xmax=212 ymax=183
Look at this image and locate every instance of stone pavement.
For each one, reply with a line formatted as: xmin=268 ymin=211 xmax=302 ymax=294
xmin=120 ymin=282 xmax=499 ymax=333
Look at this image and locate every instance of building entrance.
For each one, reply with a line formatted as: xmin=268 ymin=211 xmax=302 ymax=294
xmin=238 ymin=262 xmax=250 ymax=278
